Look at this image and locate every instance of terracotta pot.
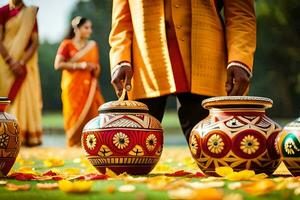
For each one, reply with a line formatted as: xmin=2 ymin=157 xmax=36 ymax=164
xmin=277 ymin=118 xmax=300 ymax=176
xmin=82 ymin=100 xmax=164 ymax=175
xmin=0 ymin=97 xmax=20 ymax=177
xmin=189 ymin=96 xmax=281 ymax=176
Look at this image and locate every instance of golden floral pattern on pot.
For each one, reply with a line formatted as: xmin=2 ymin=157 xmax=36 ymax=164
xmin=0 ymin=132 xmax=9 ymax=149
xmin=86 ymin=134 xmax=97 ymax=150
xmin=129 ymin=145 xmax=144 ymax=156
xmin=98 ymin=145 xmax=113 ymax=157
xmin=207 ymin=134 xmax=224 ymax=154
xmin=113 ymin=132 xmax=129 ymax=149
xmin=146 ymin=134 xmax=157 ymax=151
xmin=155 ymin=146 xmax=163 ymax=156
xmin=284 ymin=138 xmax=300 ymax=155
xmin=240 ymin=135 xmax=260 ymax=154
xmin=190 ymin=134 xmax=199 ymax=155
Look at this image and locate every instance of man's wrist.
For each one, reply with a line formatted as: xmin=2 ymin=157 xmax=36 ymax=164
xmin=111 ymin=61 xmax=132 ymax=76
xmin=227 ymin=62 xmax=252 ymax=78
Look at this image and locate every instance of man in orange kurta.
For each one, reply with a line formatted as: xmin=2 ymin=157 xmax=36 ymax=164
xmin=109 ymin=0 xmax=256 ymax=140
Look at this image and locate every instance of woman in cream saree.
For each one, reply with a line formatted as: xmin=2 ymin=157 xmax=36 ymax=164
xmin=0 ymin=0 xmax=42 ymax=146
xmin=55 ymin=17 xmax=105 ymax=147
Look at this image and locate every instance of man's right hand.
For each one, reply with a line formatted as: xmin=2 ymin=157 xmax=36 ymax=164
xmin=111 ymin=62 xmax=133 ymax=97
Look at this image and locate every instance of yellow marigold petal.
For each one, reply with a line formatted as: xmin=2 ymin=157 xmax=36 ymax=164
xmin=14 ymin=166 xmax=38 ymax=175
xmin=63 ymin=168 xmax=81 ymax=176
xmin=43 ymin=158 xmax=64 ymax=168
xmin=215 ymin=167 xmax=234 ymax=177
xmin=58 ymin=180 xmax=92 ymax=193
xmin=105 ymin=168 xmax=118 ymax=178
xmin=226 ymin=170 xmax=255 ymax=181
xmin=250 ymin=173 xmax=268 ymax=181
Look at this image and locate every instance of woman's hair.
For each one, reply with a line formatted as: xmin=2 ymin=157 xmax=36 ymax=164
xmin=65 ymin=16 xmax=89 ymax=39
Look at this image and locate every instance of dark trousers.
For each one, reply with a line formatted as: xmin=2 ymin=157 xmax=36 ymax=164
xmin=138 ymin=93 xmax=209 ymax=142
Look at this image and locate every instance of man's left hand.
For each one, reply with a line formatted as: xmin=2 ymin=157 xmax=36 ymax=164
xmin=225 ymin=65 xmax=250 ymax=96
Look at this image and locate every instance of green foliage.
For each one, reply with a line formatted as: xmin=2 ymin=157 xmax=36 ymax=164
xmin=38 ymin=41 xmax=62 ymax=111
xmin=249 ymin=0 xmax=300 ymax=117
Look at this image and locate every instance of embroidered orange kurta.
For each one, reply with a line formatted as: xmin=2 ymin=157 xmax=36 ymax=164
xmin=109 ymin=0 xmax=256 ymax=100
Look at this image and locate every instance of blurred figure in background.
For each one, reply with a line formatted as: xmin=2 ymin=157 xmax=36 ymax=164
xmin=54 ymin=16 xmax=105 ymax=147
xmin=0 ymin=0 xmax=42 ymax=146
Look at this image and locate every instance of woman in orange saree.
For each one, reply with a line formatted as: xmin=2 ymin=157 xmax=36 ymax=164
xmin=55 ymin=17 xmax=105 ymax=147
xmin=0 ymin=0 xmax=42 ymax=146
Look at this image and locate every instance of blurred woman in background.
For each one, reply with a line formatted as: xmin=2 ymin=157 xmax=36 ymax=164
xmin=54 ymin=16 xmax=105 ymax=147
xmin=0 ymin=0 xmax=42 ymax=146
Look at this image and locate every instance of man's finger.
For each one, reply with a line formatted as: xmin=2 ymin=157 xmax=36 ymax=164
xmin=228 ymin=77 xmax=241 ymax=96
xmin=111 ymin=77 xmax=124 ymax=97
xmin=225 ymin=70 xmax=234 ymax=95
xmin=125 ymin=70 xmax=133 ymax=91
xmin=237 ymin=81 xmax=249 ymax=96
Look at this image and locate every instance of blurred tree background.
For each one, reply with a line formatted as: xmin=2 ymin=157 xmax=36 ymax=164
xmin=39 ymin=0 xmax=300 ymax=118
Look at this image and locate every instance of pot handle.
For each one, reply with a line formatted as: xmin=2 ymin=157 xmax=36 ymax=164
xmin=118 ymin=88 xmax=126 ymax=102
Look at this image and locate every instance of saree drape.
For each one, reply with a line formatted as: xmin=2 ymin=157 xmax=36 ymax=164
xmin=58 ymin=40 xmax=104 ymax=147
xmin=0 ymin=5 xmax=42 ymax=146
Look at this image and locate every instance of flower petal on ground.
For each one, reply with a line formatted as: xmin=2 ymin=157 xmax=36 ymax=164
xmin=58 ymin=180 xmax=92 ymax=193
xmin=118 ymin=184 xmax=136 ymax=192
xmin=44 ymin=158 xmax=64 ymax=168
xmin=6 ymin=183 xmax=31 ymax=191
xmin=215 ymin=167 xmax=234 ymax=177
xmin=241 ymin=180 xmax=276 ymax=196
xmin=36 ymin=183 xmax=59 ymax=190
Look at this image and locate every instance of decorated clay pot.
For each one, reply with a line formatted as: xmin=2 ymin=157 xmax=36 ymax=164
xmin=189 ymin=96 xmax=281 ymax=176
xmin=0 ymin=97 xmax=20 ymax=177
xmin=82 ymin=100 xmax=163 ymax=175
xmin=277 ymin=118 xmax=300 ymax=176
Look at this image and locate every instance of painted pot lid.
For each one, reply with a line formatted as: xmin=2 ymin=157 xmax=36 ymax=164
xmin=284 ymin=117 xmax=300 ymax=128
xmin=202 ymin=96 xmax=273 ymax=109
xmin=99 ymin=100 xmax=149 ymax=112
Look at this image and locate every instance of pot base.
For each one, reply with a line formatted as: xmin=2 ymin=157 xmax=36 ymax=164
xmin=0 ymin=157 xmax=17 ymax=177
xmin=88 ymin=156 xmax=158 ymax=175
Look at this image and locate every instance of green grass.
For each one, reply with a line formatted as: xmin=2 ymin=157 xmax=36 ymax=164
xmin=42 ymin=111 xmax=181 ymax=130
xmin=42 ymin=112 xmax=64 ymax=129
xmin=42 ymin=111 xmax=293 ymax=130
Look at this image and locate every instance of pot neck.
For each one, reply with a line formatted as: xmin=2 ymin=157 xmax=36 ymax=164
xmin=209 ymin=107 xmax=266 ymax=116
xmin=0 ymin=98 xmax=10 ymax=112
xmin=0 ymin=103 xmax=9 ymax=112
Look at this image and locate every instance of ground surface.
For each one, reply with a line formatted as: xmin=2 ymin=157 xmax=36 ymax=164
xmin=0 ymin=147 xmax=299 ymax=200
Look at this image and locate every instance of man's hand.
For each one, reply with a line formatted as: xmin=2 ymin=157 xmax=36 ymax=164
xmin=111 ymin=62 xmax=133 ymax=97
xmin=226 ymin=65 xmax=250 ymax=96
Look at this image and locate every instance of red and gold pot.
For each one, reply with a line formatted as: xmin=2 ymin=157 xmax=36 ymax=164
xmin=189 ymin=96 xmax=281 ymax=176
xmin=82 ymin=100 xmax=163 ymax=175
xmin=0 ymin=97 xmax=20 ymax=177
xmin=277 ymin=117 xmax=300 ymax=176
